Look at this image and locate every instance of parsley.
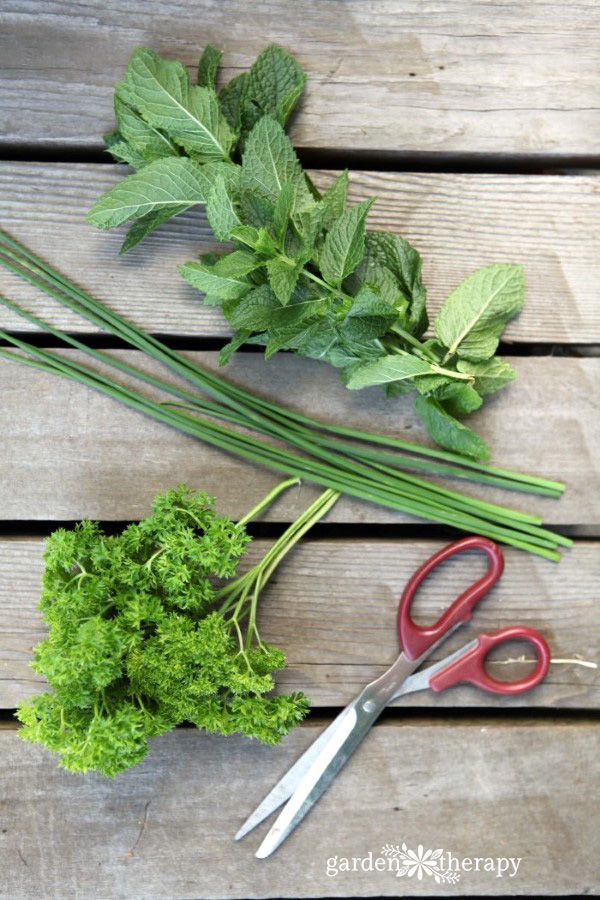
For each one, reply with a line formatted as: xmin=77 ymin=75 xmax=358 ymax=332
xmin=16 ymin=480 xmax=339 ymax=776
xmin=87 ymin=43 xmax=523 ymax=460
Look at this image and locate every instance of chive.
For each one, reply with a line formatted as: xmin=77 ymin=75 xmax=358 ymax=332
xmin=0 ymin=231 xmax=570 ymax=560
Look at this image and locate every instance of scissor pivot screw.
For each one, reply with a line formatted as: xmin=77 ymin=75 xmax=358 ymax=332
xmin=362 ymin=700 xmax=376 ymax=713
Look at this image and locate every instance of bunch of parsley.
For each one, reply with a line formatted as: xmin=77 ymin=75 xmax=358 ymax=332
xmin=17 ymin=481 xmax=338 ymax=776
xmin=87 ymin=44 xmax=523 ymax=460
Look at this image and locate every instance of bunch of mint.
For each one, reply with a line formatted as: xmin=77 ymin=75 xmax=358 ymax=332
xmin=88 ymin=44 xmax=523 ymax=460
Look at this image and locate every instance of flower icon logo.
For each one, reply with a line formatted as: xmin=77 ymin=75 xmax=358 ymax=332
xmin=381 ymin=843 xmax=460 ymax=884
xmin=401 ymin=844 xmax=442 ymax=879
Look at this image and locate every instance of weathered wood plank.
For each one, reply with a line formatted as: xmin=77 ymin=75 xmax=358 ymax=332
xmin=1 ymin=163 xmax=599 ymax=343
xmin=0 ymin=721 xmax=597 ymax=897
xmin=1 ymin=537 xmax=597 ymax=710
xmin=0 ymin=351 xmax=597 ymax=525
xmin=1 ymin=1 xmax=599 ymax=156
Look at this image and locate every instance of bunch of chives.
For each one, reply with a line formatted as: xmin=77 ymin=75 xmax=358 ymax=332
xmin=0 ymin=230 xmax=570 ymax=560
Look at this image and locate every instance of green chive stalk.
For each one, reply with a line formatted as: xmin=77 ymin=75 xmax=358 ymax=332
xmin=0 ymin=231 xmax=570 ymax=560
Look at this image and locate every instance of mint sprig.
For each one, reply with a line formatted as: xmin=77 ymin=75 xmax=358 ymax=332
xmin=87 ymin=43 xmax=524 ymax=460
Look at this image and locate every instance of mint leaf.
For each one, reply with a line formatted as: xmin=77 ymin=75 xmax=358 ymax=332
xmin=122 ymin=48 xmax=235 ymax=162
xmin=241 ymin=117 xmax=305 ymax=204
xmin=206 ymin=173 xmax=241 ymax=241
xmin=212 ymin=250 xmax=264 ymax=278
xmin=358 ymin=232 xmax=427 ymax=334
xmin=197 ymin=44 xmax=222 ymax=89
xmin=456 ymin=358 xmax=517 ymax=396
xmin=219 ymin=329 xmax=251 ymax=365
xmin=119 ymin=208 xmax=181 ymax=254
xmin=434 ymin=383 xmax=483 ymax=416
xmin=240 ymin=191 xmax=275 ymax=228
xmin=320 ymin=170 xmax=349 ymax=229
xmin=267 ymin=257 xmax=300 ymax=305
xmin=435 ymin=264 xmax=524 ymax=362
xmin=219 ymin=73 xmax=249 ymax=134
xmin=415 ymin=396 xmax=490 ymax=460
xmin=346 ymin=285 xmax=398 ymax=323
xmin=179 ymin=261 xmax=251 ymax=301
xmin=114 ymin=93 xmax=179 ymax=165
xmin=225 ymin=284 xmax=280 ymax=330
xmin=246 ymin=44 xmax=306 ymax=126
xmin=320 ymin=199 xmax=374 ymax=286
xmin=103 ymin=136 xmax=148 ymax=170
xmin=272 ymin=182 xmax=296 ymax=243
xmin=87 ymin=157 xmax=221 ymax=229
xmin=344 ymin=351 xmax=436 ymax=390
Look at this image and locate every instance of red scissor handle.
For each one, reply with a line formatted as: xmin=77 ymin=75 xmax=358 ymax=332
xmin=429 ymin=626 xmax=551 ymax=695
xmin=398 ymin=536 xmax=504 ymax=661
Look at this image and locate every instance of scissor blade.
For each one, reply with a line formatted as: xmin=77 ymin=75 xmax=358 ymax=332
xmin=255 ymin=702 xmax=361 ymax=858
xmin=234 ymin=707 xmax=355 ymax=841
xmin=390 ymin=638 xmax=479 ymax=700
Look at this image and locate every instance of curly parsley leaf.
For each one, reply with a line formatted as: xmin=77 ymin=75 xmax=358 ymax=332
xmin=16 ymin=483 xmax=324 ymax=775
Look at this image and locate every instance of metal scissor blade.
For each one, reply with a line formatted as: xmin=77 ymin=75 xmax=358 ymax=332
xmin=255 ymin=702 xmax=361 ymax=858
xmin=234 ymin=706 xmax=356 ymax=841
xmin=390 ymin=638 xmax=478 ymax=700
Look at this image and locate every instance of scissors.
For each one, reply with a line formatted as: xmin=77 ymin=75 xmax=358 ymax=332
xmin=236 ymin=535 xmax=551 ymax=858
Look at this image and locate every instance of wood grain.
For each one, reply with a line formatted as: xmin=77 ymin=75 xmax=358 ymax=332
xmin=0 ymin=721 xmax=598 ymax=897
xmin=1 ymin=163 xmax=599 ymax=342
xmin=1 ymin=1 xmax=599 ymax=156
xmin=0 ymin=350 xmax=597 ymax=525
xmin=2 ymin=536 xmax=598 ymax=711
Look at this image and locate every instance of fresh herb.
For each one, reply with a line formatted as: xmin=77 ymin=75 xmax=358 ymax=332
xmin=17 ymin=480 xmax=339 ymax=775
xmin=87 ymin=43 xmax=524 ymax=459
xmin=0 ymin=230 xmax=570 ymax=561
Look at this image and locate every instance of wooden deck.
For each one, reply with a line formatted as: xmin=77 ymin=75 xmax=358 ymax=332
xmin=0 ymin=2 xmax=598 ymax=897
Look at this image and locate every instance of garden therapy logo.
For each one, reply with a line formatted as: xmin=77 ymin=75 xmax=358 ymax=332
xmin=326 ymin=844 xmax=522 ymax=881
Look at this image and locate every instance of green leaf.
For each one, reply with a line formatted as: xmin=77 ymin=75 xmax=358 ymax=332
xmin=87 ymin=157 xmax=222 ymax=229
xmin=119 ymin=207 xmax=181 ymax=254
xmin=346 ymin=285 xmax=397 ymax=323
xmin=114 ymin=92 xmax=179 ymax=164
xmin=320 ymin=170 xmax=349 ymax=229
xmin=240 ymin=191 xmax=275 ymax=228
xmin=219 ymin=329 xmax=251 ymax=365
xmin=241 ymin=117 xmax=305 ymax=204
xmin=434 ymin=383 xmax=483 ymax=416
xmin=344 ymin=351 xmax=436 ymax=390
xmin=246 ymin=44 xmax=307 ymax=126
xmin=294 ymin=203 xmax=326 ymax=248
xmin=212 ymin=250 xmax=264 ymax=279
xmin=122 ymin=48 xmax=235 ymax=162
xmin=358 ymin=232 xmax=427 ymax=334
xmin=225 ymin=284 xmax=280 ymax=330
xmin=435 ymin=264 xmax=524 ymax=362
xmin=267 ymin=257 xmax=300 ymax=305
xmin=103 ymin=137 xmax=148 ymax=170
xmin=254 ymin=228 xmax=279 ymax=257
xmin=414 ymin=396 xmax=490 ymax=460
xmin=456 ymin=358 xmax=517 ymax=396
xmin=219 ymin=72 xmax=249 ymax=134
xmin=206 ymin=174 xmax=241 ymax=241
xmin=320 ymin=199 xmax=374 ymax=286
xmin=197 ymin=44 xmax=223 ymax=89
xmin=272 ymin=182 xmax=296 ymax=243
xmin=229 ymin=224 xmax=260 ymax=248
xmin=179 ymin=261 xmax=251 ymax=300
